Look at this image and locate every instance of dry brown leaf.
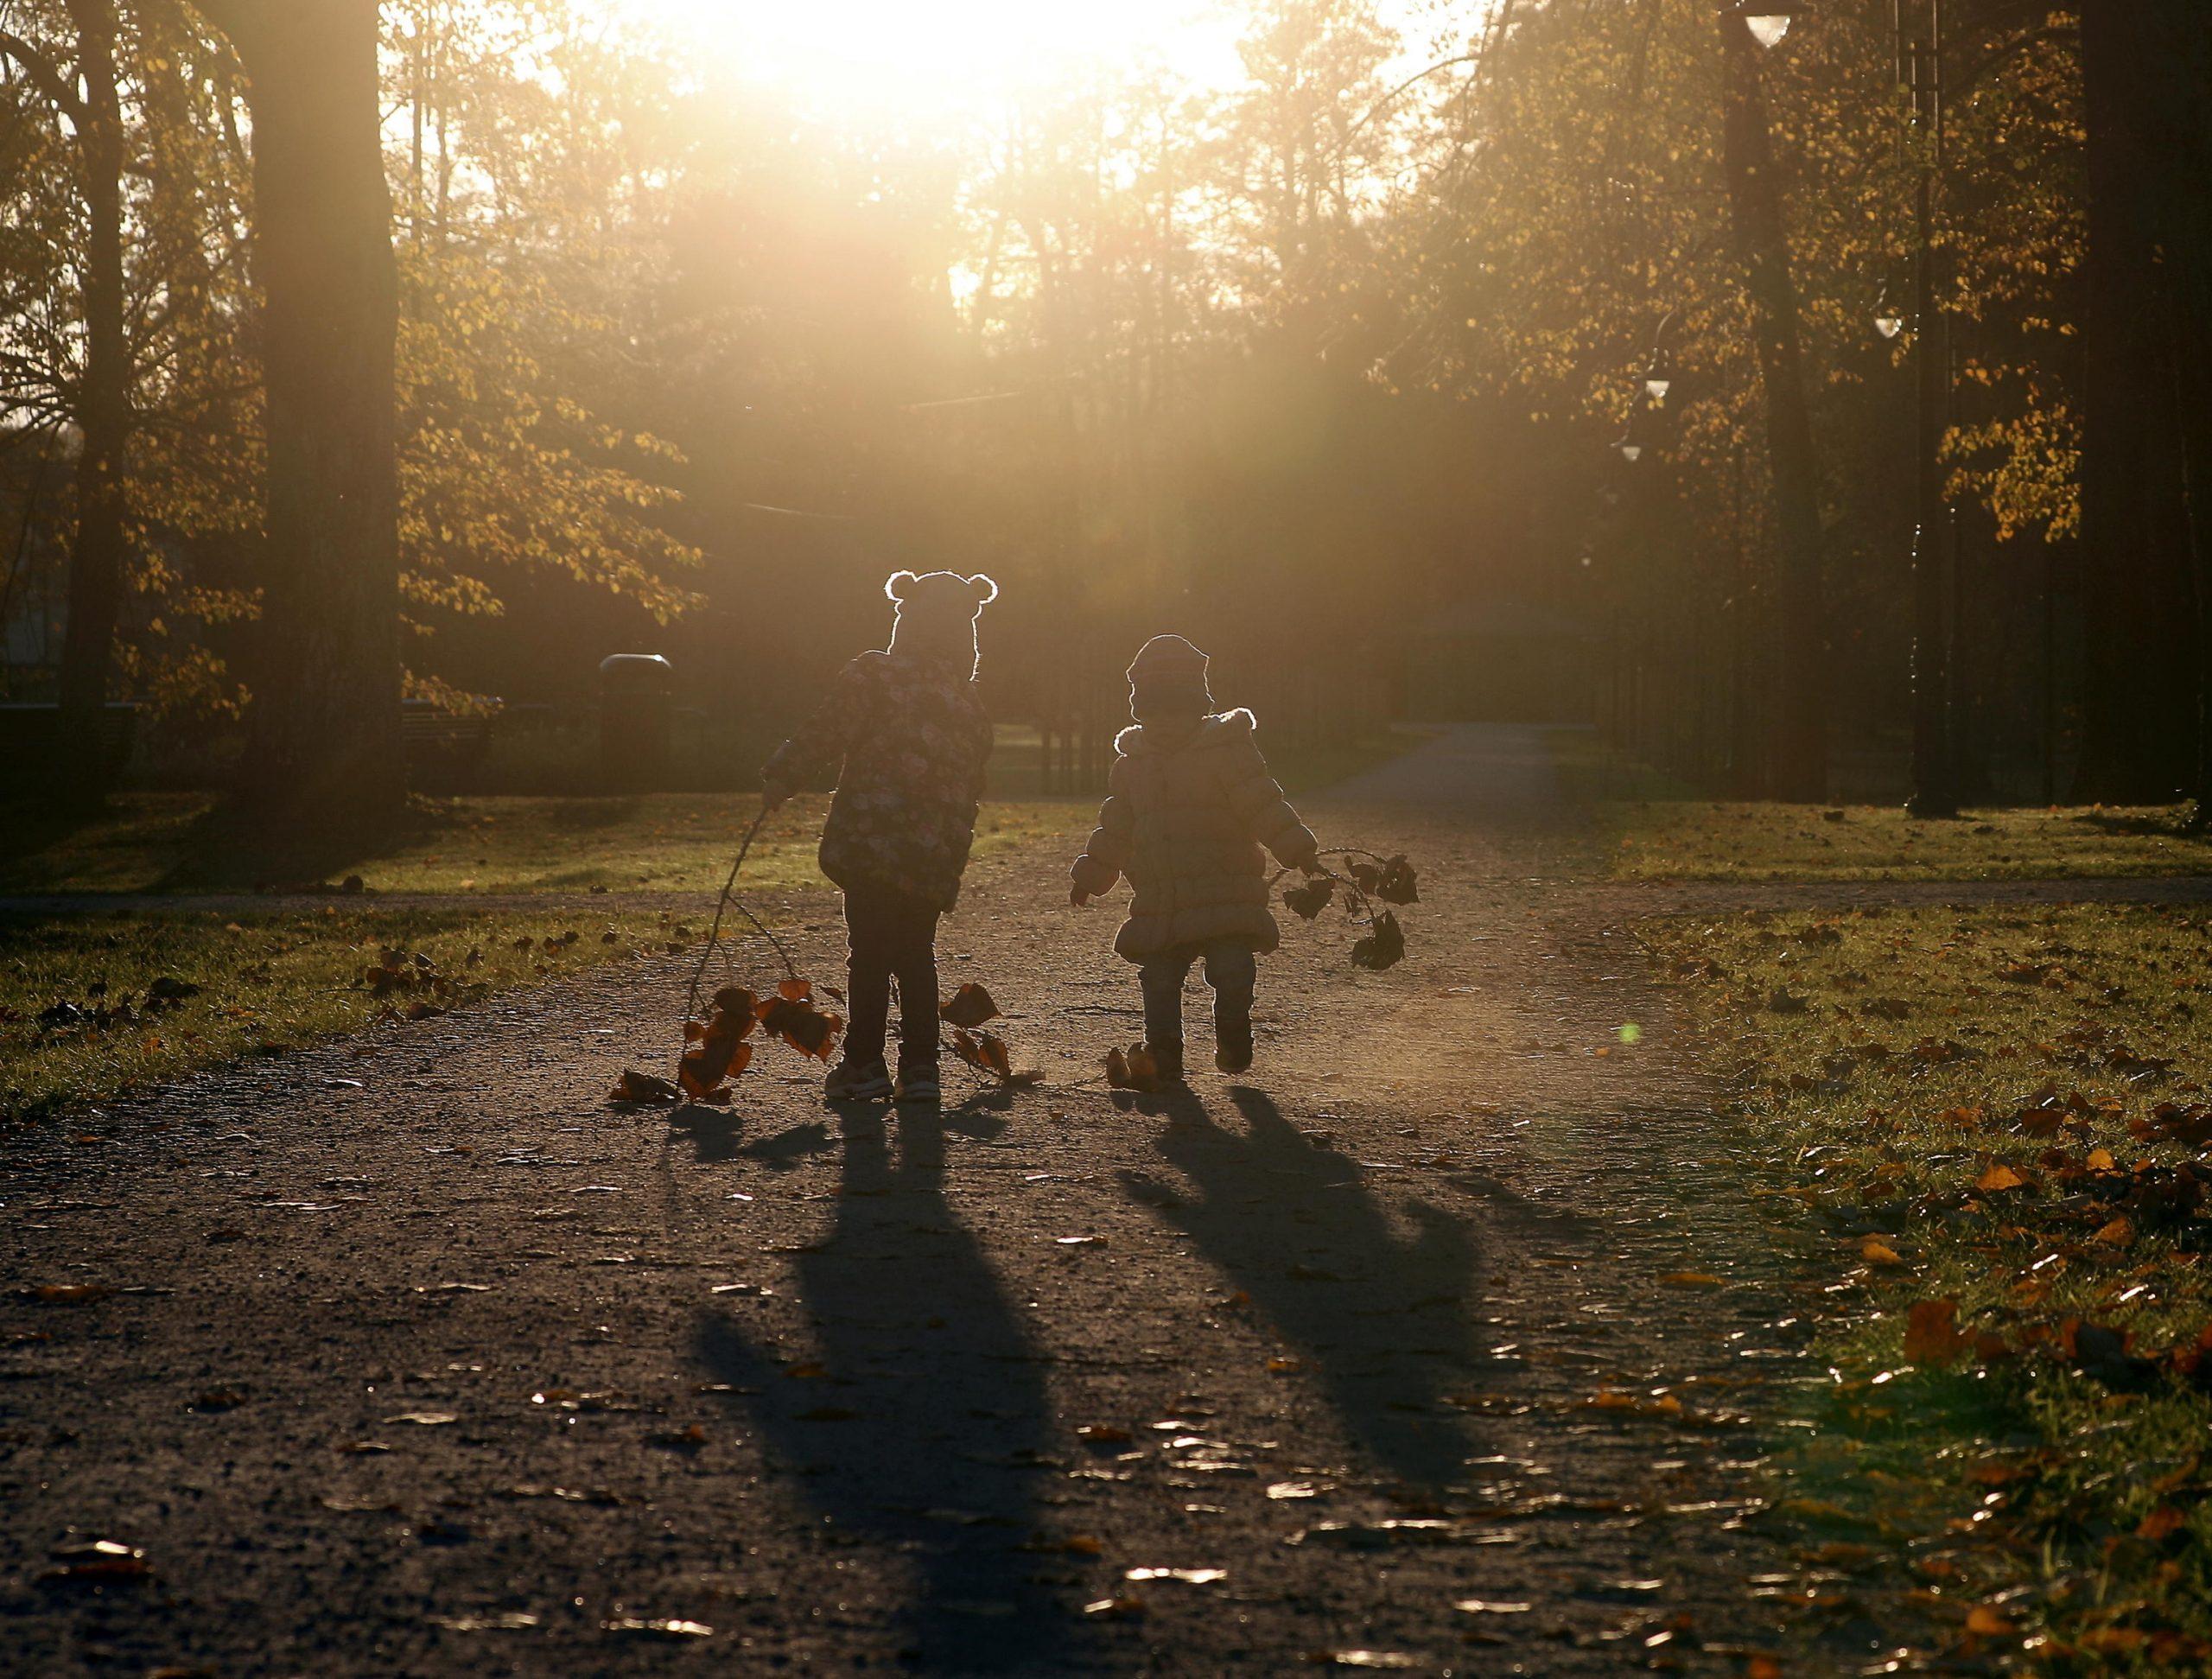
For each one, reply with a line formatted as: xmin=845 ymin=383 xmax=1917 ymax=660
xmin=1904 ymin=1299 xmax=1969 ymax=1366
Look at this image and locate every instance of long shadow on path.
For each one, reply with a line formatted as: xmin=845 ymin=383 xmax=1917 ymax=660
xmin=695 ymin=1106 xmax=1080 ymax=1671
xmin=1122 ymin=1086 xmax=1493 ymax=1492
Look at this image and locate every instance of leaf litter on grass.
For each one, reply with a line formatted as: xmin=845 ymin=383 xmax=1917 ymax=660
xmin=1648 ymin=900 xmax=2212 ymax=1665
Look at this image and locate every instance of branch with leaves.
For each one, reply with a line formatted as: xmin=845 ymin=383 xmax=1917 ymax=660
xmin=612 ymin=799 xmax=1041 ymax=1107
xmin=1277 ymin=846 xmax=1420 ymax=971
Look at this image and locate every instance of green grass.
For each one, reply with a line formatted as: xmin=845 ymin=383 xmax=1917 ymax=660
xmin=0 ymin=720 xmax=1419 ymax=899
xmin=1548 ymin=729 xmax=2212 ymax=881
xmin=0 ymin=906 xmax=696 ymax=1125
xmin=0 ymin=793 xmax=1088 ymax=898
xmin=1648 ymin=903 xmax=2212 ymax=1667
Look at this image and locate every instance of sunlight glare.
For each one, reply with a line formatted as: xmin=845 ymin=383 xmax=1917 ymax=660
xmin=635 ymin=0 xmax=1243 ymax=118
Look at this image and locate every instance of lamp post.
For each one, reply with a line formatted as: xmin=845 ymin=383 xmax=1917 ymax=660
xmin=1719 ymin=0 xmax=1956 ymax=811
xmin=1896 ymin=0 xmax=1956 ymax=817
xmin=1719 ymin=0 xmax=1827 ymax=801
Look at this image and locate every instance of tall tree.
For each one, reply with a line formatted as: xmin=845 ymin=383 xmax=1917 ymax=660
xmin=1 ymin=0 xmax=130 ymax=808
xmin=192 ymin=0 xmax=403 ymax=829
xmin=2130 ymin=0 xmax=2212 ymax=824
xmin=2071 ymin=0 xmax=2196 ymax=804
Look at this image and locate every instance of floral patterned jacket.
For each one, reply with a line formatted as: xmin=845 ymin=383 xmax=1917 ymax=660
xmin=761 ymin=650 xmax=995 ymax=912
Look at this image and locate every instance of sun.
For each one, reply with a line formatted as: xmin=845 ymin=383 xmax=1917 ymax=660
xmin=637 ymin=0 xmax=1242 ymax=118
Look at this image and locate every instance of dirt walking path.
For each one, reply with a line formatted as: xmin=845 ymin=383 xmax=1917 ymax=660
xmin=6 ymin=726 xmax=1911 ymax=1675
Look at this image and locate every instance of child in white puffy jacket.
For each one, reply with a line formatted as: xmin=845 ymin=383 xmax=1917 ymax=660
xmin=1070 ymin=634 xmax=1319 ymax=1081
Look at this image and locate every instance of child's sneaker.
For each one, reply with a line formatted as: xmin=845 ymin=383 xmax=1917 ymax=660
xmin=825 ymin=1059 xmax=893 ymax=1102
xmin=1145 ymin=1043 xmax=1186 ymax=1085
xmin=894 ymin=1062 xmax=941 ymax=1104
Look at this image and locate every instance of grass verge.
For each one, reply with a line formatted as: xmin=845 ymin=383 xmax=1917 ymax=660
xmin=1547 ymin=731 xmax=2212 ymax=881
xmin=0 ymin=906 xmax=699 ymax=1125
xmin=0 ymin=794 xmax=1088 ymax=897
xmin=1649 ymin=902 xmax=2212 ymax=1669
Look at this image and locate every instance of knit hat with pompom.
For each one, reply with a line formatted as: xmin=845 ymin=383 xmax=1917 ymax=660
xmin=1127 ymin=633 xmax=1213 ymax=722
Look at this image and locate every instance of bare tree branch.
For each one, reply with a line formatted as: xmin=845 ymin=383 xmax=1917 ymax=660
xmin=0 ymin=26 xmax=87 ymax=122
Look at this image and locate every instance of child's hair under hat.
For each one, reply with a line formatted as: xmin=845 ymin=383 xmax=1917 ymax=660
xmin=1127 ymin=633 xmax=1213 ymax=722
xmin=886 ymin=569 xmax=997 ymax=678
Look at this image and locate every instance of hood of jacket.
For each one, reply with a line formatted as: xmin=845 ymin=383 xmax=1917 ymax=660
xmin=1114 ymin=707 xmax=1256 ymax=758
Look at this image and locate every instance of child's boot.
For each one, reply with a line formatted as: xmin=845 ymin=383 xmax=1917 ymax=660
xmin=1213 ymin=1012 xmax=1253 ymax=1075
xmin=1206 ymin=945 xmax=1259 ymax=1074
xmin=1142 ymin=1042 xmax=1186 ymax=1085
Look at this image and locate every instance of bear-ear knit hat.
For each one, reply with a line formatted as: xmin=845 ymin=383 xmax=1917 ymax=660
xmin=1127 ymin=633 xmax=1213 ymax=722
xmin=886 ymin=569 xmax=997 ymax=678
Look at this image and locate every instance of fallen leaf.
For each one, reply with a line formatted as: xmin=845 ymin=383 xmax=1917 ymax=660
xmin=611 ymin=1070 xmax=682 ymax=1105
xmin=2138 ymin=1504 xmax=2189 ymax=1542
xmin=1318 ymin=1653 xmax=1418 ymax=1669
xmin=40 ymin=1542 xmax=151 ymax=1585
xmin=22 ymin=1283 xmax=114 ymax=1305
xmin=1904 ymin=1299 xmax=1969 ymax=1366
xmin=1125 ymin=1567 xmax=1227 ymax=1584
xmin=602 ymin=1619 xmax=712 ymax=1639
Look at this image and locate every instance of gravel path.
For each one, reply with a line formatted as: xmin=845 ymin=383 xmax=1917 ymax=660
xmin=4 ymin=726 xmax=1912 ymax=1675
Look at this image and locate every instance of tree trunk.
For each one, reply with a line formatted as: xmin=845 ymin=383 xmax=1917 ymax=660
xmin=2139 ymin=1 xmax=2212 ymax=824
xmin=1719 ymin=19 xmax=1827 ymax=802
xmin=2073 ymin=0 xmax=2197 ymax=803
xmin=200 ymin=0 xmax=404 ymax=831
xmin=46 ymin=1 xmax=130 ymax=811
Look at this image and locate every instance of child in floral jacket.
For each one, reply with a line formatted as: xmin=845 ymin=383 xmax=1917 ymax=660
xmin=762 ymin=570 xmax=998 ymax=1103
xmin=1070 ymin=634 xmax=1319 ymax=1081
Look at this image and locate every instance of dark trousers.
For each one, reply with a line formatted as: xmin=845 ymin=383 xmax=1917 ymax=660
xmin=842 ymin=882 xmax=941 ymax=1071
xmin=1139 ymin=942 xmax=1256 ymax=1053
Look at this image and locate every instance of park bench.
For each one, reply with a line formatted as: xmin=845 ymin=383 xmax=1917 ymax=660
xmin=401 ymin=698 xmax=498 ymax=790
xmin=0 ymin=701 xmax=138 ymax=790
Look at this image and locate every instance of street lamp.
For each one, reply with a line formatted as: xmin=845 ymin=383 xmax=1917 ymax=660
xmin=1896 ymin=0 xmax=1955 ymax=817
xmin=1873 ymin=283 xmax=1906 ymax=340
xmin=1724 ymin=0 xmax=1808 ymax=51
